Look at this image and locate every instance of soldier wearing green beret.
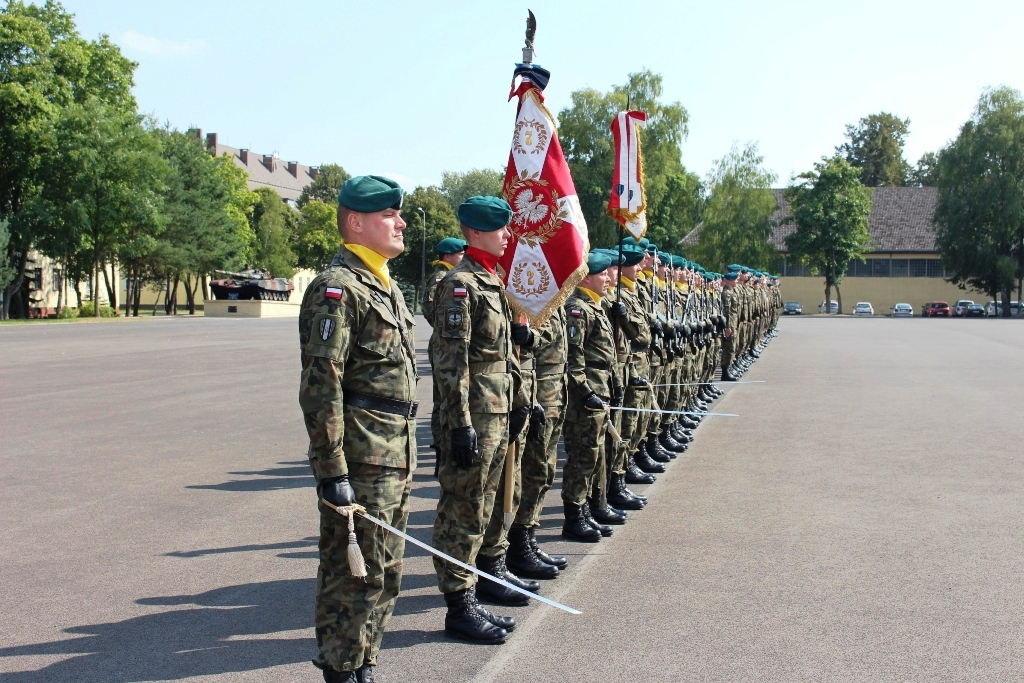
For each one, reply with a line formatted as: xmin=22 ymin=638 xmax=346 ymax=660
xmin=430 ymin=195 xmax=529 ymax=644
xmin=299 ymin=175 xmax=417 ymax=683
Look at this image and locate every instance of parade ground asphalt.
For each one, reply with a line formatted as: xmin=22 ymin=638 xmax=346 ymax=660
xmin=2 ymin=314 xmax=1024 ymax=682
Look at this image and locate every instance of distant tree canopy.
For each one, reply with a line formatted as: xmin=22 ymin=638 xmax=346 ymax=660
xmin=689 ymin=142 xmax=778 ymax=272
xmin=837 ymin=112 xmax=912 ymax=187
xmin=393 ymin=186 xmax=460 ymax=291
xmin=912 ymin=151 xmax=939 ymax=187
xmin=250 ymin=187 xmax=298 ymax=279
xmin=557 ymin=70 xmax=702 ymax=251
xmin=440 ymin=168 xmax=504 ymax=212
xmin=298 ymin=163 xmax=350 ymax=208
xmin=934 ymin=86 xmax=1024 ymax=314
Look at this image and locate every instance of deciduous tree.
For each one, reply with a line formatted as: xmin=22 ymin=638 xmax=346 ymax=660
xmin=837 ymin=112 xmax=912 ymax=187
xmin=250 ymin=187 xmax=298 ymax=278
xmin=297 ymin=163 xmax=349 ymax=208
xmin=439 ymin=168 xmax=504 ymax=212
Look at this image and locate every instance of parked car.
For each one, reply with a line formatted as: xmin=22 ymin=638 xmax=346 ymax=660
xmin=953 ymin=299 xmax=976 ymax=317
xmin=965 ymin=304 xmax=986 ymax=318
xmin=921 ymin=301 xmax=951 ymax=317
xmin=819 ymin=300 xmax=839 ymax=314
xmin=853 ymin=302 xmax=874 ymax=316
xmin=891 ymin=303 xmax=913 ymax=317
xmin=987 ymin=301 xmax=1024 ymax=317
xmin=783 ymin=301 xmax=803 ymax=315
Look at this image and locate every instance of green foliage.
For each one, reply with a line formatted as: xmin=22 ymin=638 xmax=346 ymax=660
xmin=837 ymin=112 xmax=912 ymax=187
xmin=439 ymin=168 xmax=505 ymax=212
xmin=689 ymin=142 xmax=778 ymax=271
xmin=912 ymin=151 xmax=939 ymax=187
xmin=77 ymin=300 xmax=114 ymax=317
xmin=0 ymin=218 xmax=14 ymax=292
xmin=56 ymin=304 xmax=76 ymax=318
xmin=298 ymin=163 xmax=350 ymax=208
xmin=934 ymin=86 xmax=1024 ymax=313
xmin=214 ymin=153 xmax=259 ymax=266
xmin=784 ymin=156 xmax=873 ymax=313
xmin=392 ymin=186 xmax=460 ymax=289
xmin=296 ymin=200 xmax=341 ymax=271
xmin=557 ymin=70 xmax=700 ymax=249
xmin=250 ymin=187 xmax=298 ymax=278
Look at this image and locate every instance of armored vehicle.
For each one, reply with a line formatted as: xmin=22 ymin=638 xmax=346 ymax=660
xmin=209 ymin=269 xmax=294 ymax=301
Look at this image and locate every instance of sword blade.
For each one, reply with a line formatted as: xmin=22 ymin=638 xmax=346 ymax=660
xmin=649 ymin=380 xmax=765 ymax=387
xmin=609 ymin=406 xmax=739 ymax=417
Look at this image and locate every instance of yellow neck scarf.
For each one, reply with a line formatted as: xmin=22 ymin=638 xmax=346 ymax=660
xmin=344 ymin=244 xmax=390 ymax=290
xmin=579 ymin=286 xmax=602 ymax=303
xmin=431 ymin=259 xmax=453 ymax=270
xmin=620 ymin=275 xmax=636 ymax=292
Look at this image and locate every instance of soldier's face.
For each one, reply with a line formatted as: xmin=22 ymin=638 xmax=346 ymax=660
xmin=349 ymin=208 xmax=407 ymax=258
xmin=581 ymin=270 xmax=610 ymax=294
xmin=622 ymin=264 xmax=641 ymax=280
xmin=470 ymin=225 xmax=511 ymax=257
xmin=444 ymin=252 xmax=464 ymax=266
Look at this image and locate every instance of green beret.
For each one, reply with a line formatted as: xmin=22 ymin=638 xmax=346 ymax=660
xmin=458 ymin=196 xmax=512 ymax=232
xmin=672 ymin=255 xmax=687 ymax=269
xmin=338 ymin=175 xmax=404 ymax=212
xmin=435 ymin=237 xmax=467 ymax=255
xmin=727 ymin=264 xmax=742 ymax=272
xmin=645 ymin=243 xmax=658 ymax=253
xmin=587 ymin=251 xmax=614 ymax=274
xmin=620 ymin=245 xmax=644 ymax=267
xmin=592 ymin=248 xmax=625 ymax=265
xmin=723 ymin=272 xmax=738 ymax=281
xmin=619 ymin=236 xmax=641 ymax=248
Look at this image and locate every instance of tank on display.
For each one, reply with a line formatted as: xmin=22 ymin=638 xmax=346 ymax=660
xmin=209 ymin=269 xmax=295 ymax=301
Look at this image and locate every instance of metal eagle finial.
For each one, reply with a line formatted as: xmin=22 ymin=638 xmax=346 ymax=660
xmin=523 ymin=10 xmax=536 ymax=64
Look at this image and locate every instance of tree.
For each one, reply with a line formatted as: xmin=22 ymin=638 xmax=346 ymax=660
xmin=689 ymin=142 xmax=778 ymax=271
xmin=297 ymin=163 xmax=349 ymax=208
xmin=214 ymin=154 xmax=259 ymax=267
xmin=295 ymin=200 xmax=340 ymax=271
xmin=837 ymin=112 xmax=912 ymax=187
xmin=912 ymin=151 xmax=939 ymax=187
xmin=393 ymin=186 xmax=460 ymax=306
xmin=439 ymin=168 xmax=504 ymax=212
xmin=0 ymin=218 xmax=14 ymax=299
xmin=250 ymin=187 xmax=298 ymax=278
xmin=934 ymin=87 xmax=1024 ymax=316
xmin=785 ymin=156 xmax=873 ymax=314
xmin=557 ymin=70 xmax=700 ymax=249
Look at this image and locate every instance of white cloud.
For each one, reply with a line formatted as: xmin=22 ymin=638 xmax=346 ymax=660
xmin=119 ymin=30 xmax=205 ymax=58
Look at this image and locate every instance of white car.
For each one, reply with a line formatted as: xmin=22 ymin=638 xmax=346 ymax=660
xmin=891 ymin=303 xmax=913 ymax=317
xmin=819 ymin=300 xmax=838 ymax=314
xmin=853 ymin=302 xmax=874 ymax=316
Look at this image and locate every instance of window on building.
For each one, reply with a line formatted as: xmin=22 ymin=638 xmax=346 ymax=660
xmin=909 ymin=259 xmax=928 ymax=277
xmin=871 ymin=259 xmax=890 ymax=277
xmin=53 ymin=269 xmax=63 ymax=290
xmin=927 ymin=260 xmax=945 ymax=277
xmin=892 ymin=259 xmax=908 ymax=277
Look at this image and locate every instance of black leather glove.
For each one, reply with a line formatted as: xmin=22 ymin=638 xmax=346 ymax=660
xmin=451 ymin=425 xmax=479 ymax=468
xmin=321 ymin=475 xmax=356 ymax=507
xmin=529 ymin=403 xmax=547 ymax=428
xmin=652 ymin=319 xmax=664 ymax=337
xmin=508 ymin=405 xmax=531 ymax=441
xmin=609 ymin=301 xmax=628 ymax=319
xmin=582 ymin=392 xmax=605 ymax=411
xmin=629 ymin=375 xmax=650 ymax=389
xmin=665 ymin=322 xmax=677 ymax=340
xmin=510 ymin=322 xmax=534 ymax=346
xmin=612 ymin=386 xmax=624 ymax=407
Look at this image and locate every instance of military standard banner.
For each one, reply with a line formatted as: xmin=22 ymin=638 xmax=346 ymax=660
xmin=498 ymin=66 xmax=589 ymax=327
xmin=607 ymin=110 xmax=648 ymax=241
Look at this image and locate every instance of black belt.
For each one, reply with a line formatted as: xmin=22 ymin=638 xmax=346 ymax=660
xmin=537 ymin=361 xmax=568 ymax=376
xmin=630 ymin=342 xmax=649 ymax=353
xmin=586 ymin=360 xmax=612 ymax=371
xmin=344 ymin=391 xmax=419 ymax=418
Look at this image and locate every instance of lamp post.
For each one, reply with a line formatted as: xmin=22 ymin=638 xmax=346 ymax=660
xmin=418 ymin=207 xmax=426 ymax=313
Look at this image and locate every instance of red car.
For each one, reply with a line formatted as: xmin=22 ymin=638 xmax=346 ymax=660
xmin=921 ymin=301 xmax=951 ymax=317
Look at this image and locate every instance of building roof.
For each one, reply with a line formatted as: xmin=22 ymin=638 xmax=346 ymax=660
xmin=199 ymin=131 xmax=317 ymax=203
xmin=682 ymin=186 xmax=940 ymax=254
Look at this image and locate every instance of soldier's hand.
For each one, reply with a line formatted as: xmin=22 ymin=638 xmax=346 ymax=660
xmin=510 ymin=323 xmax=534 ymax=346
xmin=609 ymin=301 xmax=628 ymax=319
xmin=321 ymin=475 xmax=356 ymax=508
xmin=529 ymin=403 xmax=547 ymax=430
xmin=652 ymin=319 xmax=664 ymax=337
xmin=451 ymin=426 xmax=479 ymax=467
xmin=629 ymin=375 xmax=650 ymax=390
xmin=508 ymin=405 xmax=531 ymax=441
xmin=611 ymin=387 xmax=624 ymax=407
xmin=583 ymin=392 xmax=605 ymax=411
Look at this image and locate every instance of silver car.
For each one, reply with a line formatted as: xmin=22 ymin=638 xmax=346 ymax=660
xmin=891 ymin=303 xmax=913 ymax=317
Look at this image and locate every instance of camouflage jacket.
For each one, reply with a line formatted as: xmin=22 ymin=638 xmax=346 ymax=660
xmin=617 ymin=278 xmax=652 ymax=351
xmin=565 ymin=289 xmax=617 ymax=400
xmin=298 ymin=248 xmax=418 ymax=481
xmin=421 ymin=261 xmax=453 ymax=327
xmin=529 ymin=306 xmax=568 ymax=408
xmin=430 ymin=254 xmax=517 ymax=428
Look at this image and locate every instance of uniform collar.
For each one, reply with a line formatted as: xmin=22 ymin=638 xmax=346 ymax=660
xmin=431 ymin=259 xmax=453 ymax=270
xmin=578 ymin=286 xmax=602 ymax=303
xmin=465 ymin=247 xmax=499 ymax=274
xmin=344 ymin=243 xmax=391 ymax=290
xmin=620 ymin=275 xmax=635 ymax=292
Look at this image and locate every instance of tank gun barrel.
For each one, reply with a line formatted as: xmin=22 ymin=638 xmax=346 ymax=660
xmin=214 ymin=269 xmax=247 ymax=278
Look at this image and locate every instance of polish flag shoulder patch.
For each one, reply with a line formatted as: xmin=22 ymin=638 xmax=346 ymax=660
xmin=325 ymin=287 xmax=344 ymax=300
xmin=452 ymin=287 xmax=468 ymax=298
xmin=570 ymin=309 xmax=582 ymax=317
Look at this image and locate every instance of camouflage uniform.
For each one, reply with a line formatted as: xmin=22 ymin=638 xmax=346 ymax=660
xmin=563 ymin=289 xmax=616 ymax=506
xmin=298 ymin=247 xmax=417 ymax=673
xmin=421 ymin=260 xmax=454 ymax=457
xmin=615 ymin=277 xmax=653 ymax=469
xmin=514 ymin=308 xmax=567 ymax=528
xmin=430 ymin=254 xmax=517 ymax=594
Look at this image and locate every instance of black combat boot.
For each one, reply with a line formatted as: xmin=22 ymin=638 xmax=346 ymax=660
xmin=357 ymin=663 xmax=375 ymax=683
xmin=466 ymin=587 xmax=516 ymax=632
xmin=476 ymin=555 xmax=532 ymax=605
xmin=646 ymin=436 xmax=675 ymax=462
xmin=634 ymin=448 xmax=666 ymax=474
xmin=588 ymin=497 xmax=627 ymax=525
xmin=528 ymin=526 xmax=568 ymax=569
xmin=607 ymin=473 xmax=645 ymax=510
xmin=443 ymin=589 xmax=509 ymax=644
xmin=625 ymin=455 xmax=656 ymax=484
xmin=679 ymin=413 xmax=700 ymax=429
xmin=624 ymin=481 xmax=649 ymax=504
xmin=319 ymin=667 xmax=358 ymax=683
xmin=659 ymin=429 xmax=687 ymax=454
xmin=582 ymin=501 xmax=613 ymax=537
xmin=505 ymin=525 xmax=559 ymax=580
xmin=562 ymin=503 xmax=602 ymax=542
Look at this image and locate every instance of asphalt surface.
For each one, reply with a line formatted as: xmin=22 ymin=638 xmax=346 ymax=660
xmin=2 ymin=315 xmax=1024 ymax=682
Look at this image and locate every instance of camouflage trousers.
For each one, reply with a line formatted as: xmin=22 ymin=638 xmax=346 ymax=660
xmin=619 ymin=353 xmax=653 ymax=461
xmin=663 ymin=358 xmax=684 ymax=427
xmin=515 ymin=404 xmax=564 ymax=528
xmin=433 ymin=411 xmax=509 ymax=594
xmin=480 ymin=422 xmax=522 ymax=560
xmin=563 ymin=396 xmax=609 ymax=506
xmin=314 ymin=462 xmax=411 ymax=672
xmin=721 ymin=334 xmax=736 ymax=371
xmin=602 ymin=404 xmax=626 ymax=487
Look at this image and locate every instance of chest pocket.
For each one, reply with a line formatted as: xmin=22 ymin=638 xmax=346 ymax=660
xmin=355 ymin=297 xmax=401 ymax=360
xmin=474 ymin=293 xmax=505 ymax=342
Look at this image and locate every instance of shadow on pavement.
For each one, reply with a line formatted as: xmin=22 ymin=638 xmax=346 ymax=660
xmin=0 ymin=580 xmax=314 ymax=682
xmin=166 ymin=537 xmax=318 ymax=558
xmin=186 ymin=460 xmax=313 ymax=492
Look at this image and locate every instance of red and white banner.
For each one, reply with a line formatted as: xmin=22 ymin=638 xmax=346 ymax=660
xmin=607 ymin=110 xmax=648 ymax=240
xmin=498 ymin=76 xmax=589 ymax=327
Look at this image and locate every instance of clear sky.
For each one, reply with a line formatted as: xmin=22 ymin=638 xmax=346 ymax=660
xmin=63 ymin=0 xmax=1024 ymax=190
